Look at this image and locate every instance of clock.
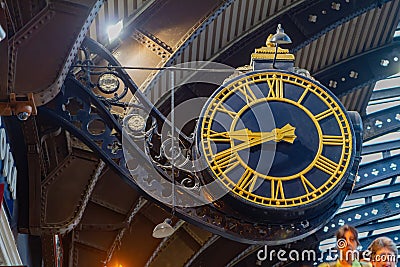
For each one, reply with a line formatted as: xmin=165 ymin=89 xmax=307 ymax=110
xmin=196 ymin=70 xmax=355 ymax=222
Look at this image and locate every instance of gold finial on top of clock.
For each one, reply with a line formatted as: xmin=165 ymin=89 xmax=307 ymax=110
xmin=251 ymin=24 xmax=295 ymax=69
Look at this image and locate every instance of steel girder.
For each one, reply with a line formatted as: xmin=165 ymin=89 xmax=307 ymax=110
xmin=362 ymin=140 xmax=400 ymax=155
xmin=357 ymin=219 xmax=400 ymax=236
xmin=160 ymin=0 xmax=235 ymax=68
xmin=363 ymin=104 xmax=400 ymax=141
xmin=21 ymin=0 xmax=396 ymax=264
xmin=348 ymin=183 xmax=400 ymax=200
xmin=314 ymin=42 xmax=400 ymax=97
xmin=370 ymin=85 xmax=400 ymax=102
xmin=354 ymin=153 xmax=400 ymax=190
xmin=0 ymin=0 xmax=103 ymax=105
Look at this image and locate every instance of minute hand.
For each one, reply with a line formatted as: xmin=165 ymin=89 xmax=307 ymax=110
xmin=213 ymin=124 xmax=296 ymax=161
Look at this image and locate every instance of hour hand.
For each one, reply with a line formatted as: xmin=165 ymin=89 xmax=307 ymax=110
xmin=207 ymin=129 xmax=253 ymax=142
xmin=274 ymin=124 xmax=297 ymax=144
xmin=207 ymin=124 xmax=296 ymax=144
xmin=246 ymin=124 xmax=297 ymax=144
xmin=207 ymin=128 xmax=261 ymax=142
xmin=211 ymin=124 xmax=297 ymax=162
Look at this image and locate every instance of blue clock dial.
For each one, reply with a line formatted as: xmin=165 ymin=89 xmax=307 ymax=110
xmin=198 ymin=70 xmax=354 ymax=208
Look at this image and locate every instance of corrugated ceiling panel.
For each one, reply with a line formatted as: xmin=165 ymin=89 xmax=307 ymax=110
xmin=294 ymin=0 xmax=400 ymax=115
xmin=174 ymin=0 xmax=298 ymax=66
xmin=340 ymin=84 xmax=375 ymax=114
xmin=356 ymin=8 xmax=377 ymax=53
xmin=221 ymin=6 xmax=230 ymax=48
xmin=383 ymin=1 xmax=400 ymax=44
xmin=228 ymin=1 xmax=240 ymax=41
xmin=269 ymin=1 xmax=277 ymax=15
xmin=326 ymin=28 xmax=341 ymax=69
xmin=336 ymin=22 xmax=349 ymax=61
xmin=206 ymin=22 xmax=214 ymax=59
xmin=245 ymin=0 xmax=255 ymax=30
xmin=341 ymin=20 xmax=356 ymax=60
xmin=237 ymin=0 xmax=247 ymax=36
xmin=299 ymin=0 xmax=400 ymax=75
xmin=198 ymin=29 xmax=207 ymax=60
xmin=118 ymin=0 xmax=125 ymax=18
xmin=365 ymin=6 xmax=384 ymax=50
xmin=347 ymin=15 xmax=364 ymax=57
xmin=214 ymin=13 xmax=223 ymax=53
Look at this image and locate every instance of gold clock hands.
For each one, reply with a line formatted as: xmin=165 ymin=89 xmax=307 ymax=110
xmin=224 ymin=128 xmax=253 ymax=142
xmin=212 ymin=131 xmax=274 ymax=162
xmin=210 ymin=124 xmax=296 ymax=143
xmin=274 ymin=123 xmax=296 ymax=144
xmin=242 ymin=123 xmax=297 ymax=146
xmin=208 ymin=129 xmax=252 ymax=142
xmin=213 ymin=124 xmax=297 ymax=161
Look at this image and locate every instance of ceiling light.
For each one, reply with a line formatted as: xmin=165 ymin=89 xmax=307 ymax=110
xmin=152 ymin=218 xmax=174 ymax=238
xmin=107 ymin=20 xmax=123 ymax=43
xmin=270 ymin=24 xmax=292 ymax=45
xmin=270 ymin=24 xmax=292 ymax=69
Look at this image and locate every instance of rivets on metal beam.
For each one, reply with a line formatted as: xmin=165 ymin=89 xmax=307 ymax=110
xmin=308 ymin=15 xmax=317 ymax=23
xmin=331 ymin=2 xmax=341 ymax=10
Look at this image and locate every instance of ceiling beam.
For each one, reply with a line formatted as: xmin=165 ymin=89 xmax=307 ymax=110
xmin=363 ymin=104 xmax=400 ymax=141
xmin=362 ymin=139 xmax=400 ymax=155
xmin=314 ymin=42 xmax=400 ymax=97
xmin=354 ymin=153 xmax=400 ymax=190
xmin=1 ymin=0 xmax=104 ymax=106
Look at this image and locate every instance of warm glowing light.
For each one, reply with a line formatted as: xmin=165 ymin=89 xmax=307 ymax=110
xmin=107 ymin=20 xmax=123 ymax=42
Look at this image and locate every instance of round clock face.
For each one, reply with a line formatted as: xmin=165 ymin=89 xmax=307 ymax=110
xmin=198 ymin=70 xmax=354 ymax=208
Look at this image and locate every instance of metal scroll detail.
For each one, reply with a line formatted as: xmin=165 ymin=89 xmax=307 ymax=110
xmin=39 ymin=37 xmax=348 ymax=244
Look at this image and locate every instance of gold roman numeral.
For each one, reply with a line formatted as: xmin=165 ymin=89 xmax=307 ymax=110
xmin=236 ymin=169 xmax=258 ymax=192
xmin=212 ymin=151 xmax=240 ymax=173
xmin=322 ymin=135 xmax=344 ymax=145
xmin=212 ymin=103 xmax=237 ymax=119
xmin=267 ymin=76 xmax=284 ymax=98
xmin=297 ymin=86 xmax=310 ymax=104
xmin=300 ymin=175 xmax=317 ymax=194
xmin=314 ymin=108 xmax=335 ymax=121
xmin=315 ymin=155 xmax=338 ymax=175
xmin=206 ymin=130 xmax=230 ymax=142
xmin=271 ymin=180 xmax=285 ymax=200
xmin=237 ymin=83 xmax=257 ymax=104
